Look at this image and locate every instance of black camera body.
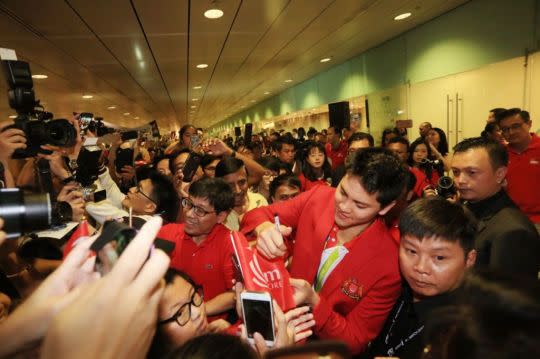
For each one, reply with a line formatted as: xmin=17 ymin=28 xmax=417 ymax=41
xmin=436 ymin=176 xmax=457 ymax=199
xmin=2 ymin=60 xmax=77 ymax=158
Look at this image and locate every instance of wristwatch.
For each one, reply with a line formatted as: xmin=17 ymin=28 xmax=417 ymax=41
xmin=68 ymin=158 xmax=79 ymax=172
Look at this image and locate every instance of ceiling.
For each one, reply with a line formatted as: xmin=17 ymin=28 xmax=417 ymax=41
xmin=0 ymin=0 xmax=468 ymax=132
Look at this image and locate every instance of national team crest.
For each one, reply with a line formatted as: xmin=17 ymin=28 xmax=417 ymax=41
xmin=341 ymin=277 xmax=362 ymax=300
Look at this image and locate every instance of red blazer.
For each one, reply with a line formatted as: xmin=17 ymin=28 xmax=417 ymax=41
xmin=241 ymin=186 xmax=401 ymax=354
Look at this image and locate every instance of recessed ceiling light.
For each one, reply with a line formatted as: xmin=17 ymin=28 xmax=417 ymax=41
xmin=284 ymin=79 xmax=293 ymax=83
xmin=8 ymin=115 xmax=17 ymax=119
xmin=204 ymin=8 xmax=224 ymax=19
xmin=196 ymin=64 xmax=208 ymax=69
xmin=264 ymin=91 xmax=271 ymax=95
xmin=193 ymin=85 xmax=202 ymax=90
xmin=192 ymin=98 xmax=199 ymax=101
xmin=123 ymin=112 xmax=130 ymax=116
xmin=320 ymin=57 xmax=332 ymax=63
xmin=251 ymin=100 xmax=256 ymax=103
xmin=394 ymin=12 xmax=411 ymax=21
xmin=32 ymin=74 xmax=48 ymax=79
xmin=82 ymin=95 xmax=93 ymax=99
xmin=107 ymin=106 xmax=117 ymax=110
xmin=134 ymin=116 xmax=140 ymax=120
xmin=191 ymin=105 xmax=196 ymax=109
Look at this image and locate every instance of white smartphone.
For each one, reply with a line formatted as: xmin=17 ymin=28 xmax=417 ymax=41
xmin=241 ymin=291 xmax=275 ymax=346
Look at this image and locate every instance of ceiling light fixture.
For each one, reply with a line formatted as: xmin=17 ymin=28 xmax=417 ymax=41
xmin=32 ymin=74 xmax=48 ymax=79
xmin=193 ymin=85 xmax=202 ymax=90
xmin=123 ymin=112 xmax=130 ymax=116
xmin=196 ymin=64 xmax=208 ymax=69
xmin=82 ymin=95 xmax=93 ymax=99
xmin=284 ymin=79 xmax=292 ymax=83
xmin=107 ymin=106 xmax=117 ymax=110
xmin=204 ymin=8 xmax=224 ymax=19
xmin=8 ymin=115 xmax=17 ymax=119
xmin=191 ymin=105 xmax=196 ymax=109
xmin=264 ymin=91 xmax=270 ymax=95
xmin=192 ymin=98 xmax=199 ymax=101
xmin=394 ymin=12 xmax=412 ymax=21
xmin=134 ymin=116 xmax=139 ymax=120
xmin=320 ymin=57 xmax=332 ymax=63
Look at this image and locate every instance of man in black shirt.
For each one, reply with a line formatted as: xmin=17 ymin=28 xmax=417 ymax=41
xmin=451 ymin=137 xmax=540 ymax=279
xmin=365 ymin=198 xmax=477 ymax=359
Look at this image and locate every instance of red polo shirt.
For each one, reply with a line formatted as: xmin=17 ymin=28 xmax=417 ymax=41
xmin=409 ymin=166 xmax=430 ymax=199
xmin=325 ymin=141 xmax=348 ymax=170
xmin=506 ymin=133 xmax=540 ymax=223
xmin=158 ymin=223 xmax=235 ymax=320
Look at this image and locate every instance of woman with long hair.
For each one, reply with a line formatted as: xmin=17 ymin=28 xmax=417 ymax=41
xmin=298 ymin=141 xmax=332 ymax=191
xmin=427 ymin=127 xmax=450 ymax=171
xmin=408 ymin=138 xmax=442 ymax=186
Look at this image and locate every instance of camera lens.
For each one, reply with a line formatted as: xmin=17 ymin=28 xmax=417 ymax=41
xmin=0 ymin=188 xmax=51 ymax=239
xmin=46 ymin=119 xmax=77 ymax=147
xmin=438 ymin=176 xmax=454 ymax=189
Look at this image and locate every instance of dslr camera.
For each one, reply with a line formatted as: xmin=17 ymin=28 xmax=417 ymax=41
xmin=0 ymin=188 xmax=74 ymax=239
xmin=1 ymin=60 xmax=77 ymax=158
xmin=435 ymin=176 xmax=457 ymax=199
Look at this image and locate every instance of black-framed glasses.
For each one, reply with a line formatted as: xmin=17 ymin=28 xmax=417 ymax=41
xmin=158 ymin=285 xmax=204 ymax=327
xmin=181 ymin=198 xmax=215 ymax=217
xmin=500 ymin=122 xmax=523 ymax=133
xmin=135 ymin=182 xmax=156 ymax=205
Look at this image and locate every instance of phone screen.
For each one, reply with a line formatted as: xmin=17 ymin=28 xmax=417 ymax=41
xmin=243 ymin=298 xmax=274 ymax=341
xmin=182 ymin=153 xmax=202 ymax=182
xmin=190 ymin=134 xmax=200 ymax=148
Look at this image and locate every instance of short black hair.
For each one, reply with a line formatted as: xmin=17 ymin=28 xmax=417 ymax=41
xmin=386 ymin=136 xmax=410 ymax=148
xmin=348 ymin=132 xmax=374 ymax=147
xmin=348 ymin=147 xmax=407 ymax=207
xmin=497 ymin=107 xmax=530 ymax=123
xmin=188 ymin=177 xmax=234 ymax=213
xmin=399 ymin=197 xmax=477 ymax=254
xmin=149 ymin=171 xmax=179 ymax=223
xmin=200 ymin=154 xmax=218 ymax=169
xmin=153 ymin=154 xmax=171 ymax=168
xmin=269 ymin=174 xmax=301 ymax=199
xmin=215 ymin=156 xmax=245 ymax=178
xmin=259 ymin=156 xmax=292 ymax=175
xmin=272 ymin=134 xmax=295 ymax=152
xmin=453 ymin=137 xmax=508 ymax=169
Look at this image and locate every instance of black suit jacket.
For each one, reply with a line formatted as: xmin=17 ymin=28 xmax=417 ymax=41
xmin=467 ymin=190 xmax=540 ymax=279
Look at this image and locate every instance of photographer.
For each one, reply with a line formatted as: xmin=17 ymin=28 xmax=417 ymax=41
xmin=0 ymin=121 xmax=26 ymax=188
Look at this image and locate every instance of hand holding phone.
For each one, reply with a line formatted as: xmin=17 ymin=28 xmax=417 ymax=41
xmin=241 ymin=291 xmax=275 ymax=346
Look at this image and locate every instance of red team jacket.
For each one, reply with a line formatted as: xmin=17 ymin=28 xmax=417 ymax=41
xmin=241 ymin=186 xmax=401 ymax=354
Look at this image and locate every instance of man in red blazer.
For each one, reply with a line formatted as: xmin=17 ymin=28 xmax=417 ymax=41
xmin=241 ymin=148 xmax=407 ymax=354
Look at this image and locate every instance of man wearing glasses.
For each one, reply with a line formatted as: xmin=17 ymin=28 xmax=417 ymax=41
xmin=85 ymin=164 xmax=179 ymax=225
xmin=159 ymin=177 xmax=236 ymax=323
xmin=498 ymin=108 xmax=540 ymax=233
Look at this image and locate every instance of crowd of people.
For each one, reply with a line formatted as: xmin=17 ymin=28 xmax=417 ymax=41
xmin=0 ymin=106 xmax=538 ymax=359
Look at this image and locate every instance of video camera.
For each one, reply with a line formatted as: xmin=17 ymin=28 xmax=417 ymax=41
xmin=78 ymin=112 xmax=115 ymax=137
xmin=1 ymin=60 xmax=77 ymax=158
xmin=419 ymin=158 xmax=444 ymax=179
xmin=436 ymin=176 xmax=457 ymax=199
xmin=0 ymin=188 xmax=73 ymax=239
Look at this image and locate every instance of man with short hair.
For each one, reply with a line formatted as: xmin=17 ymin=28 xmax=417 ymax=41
xmin=242 ymin=148 xmax=407 ymax=354
xmin=497 ymin=108 xmax=540 ymax=232
xmin=325 ymin=126 xmax=348 ymax=170
xmin=366 ymin=197 xmax=477 ymax=359
xmin=269 ymin=174 xmax=301 ymax=203
xmin=272 ymin=135 xmax=296 ymax=167
xmin=215 ymin=157 xmax=267 ymax=230
xmin=451 ymin=137 xmax=540 ymax=278
xmin=159 ymin=177 xmax=236 ymax=322
xmin=488 ymin=107 xmax=506 ymax=123
xmin=331 ymin=132 xmax=373 ymax=186
xmin=418 ymin=122 xmax=432 ymax=139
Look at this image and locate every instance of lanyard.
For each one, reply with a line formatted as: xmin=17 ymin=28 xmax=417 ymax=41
xmin=384 ymin=298 xmax=425 ymax=357
xmin=314 ymin=224 xmax=341 ymax=292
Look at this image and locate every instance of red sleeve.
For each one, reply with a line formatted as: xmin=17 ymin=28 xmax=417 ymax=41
xmin=222 ymin=235 xmax=235 ymax=290
xmin=312 ymin=272 xmax=401 ymax=354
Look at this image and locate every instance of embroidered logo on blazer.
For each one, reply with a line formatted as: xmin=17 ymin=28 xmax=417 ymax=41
xmin=341 ymin=277 xmax=362 ymax=300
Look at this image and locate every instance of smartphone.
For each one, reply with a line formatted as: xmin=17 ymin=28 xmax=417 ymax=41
xmin=244 ymin=123 xmax=253 ymax=146
xmin=78 ymin=112 xmax=93 ymax=130
xmin=115 ymin=148 xmax=134 ymax=173
xmin=190 ymin=134 xmax=200 ymax=148
xmin=241 ymin=291 xmax=275 ymax=346
xmin=121 ymin=130 xmax=138 ymax=141
xmin=91 ymin=221 xmax=137 ymax=275
xmin=182 ymin=152 xmax=202 ymax=182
